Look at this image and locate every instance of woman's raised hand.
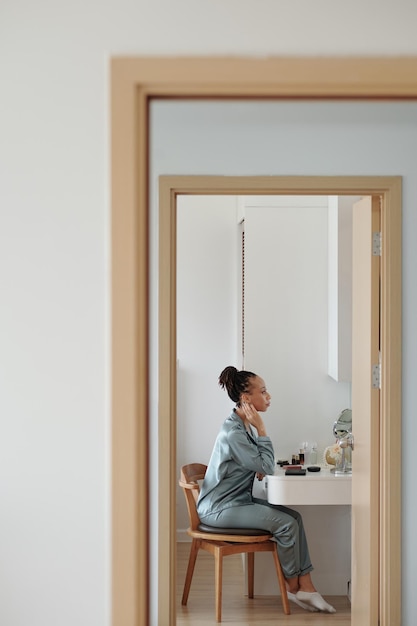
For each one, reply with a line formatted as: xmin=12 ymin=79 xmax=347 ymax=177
xmin=241 ymin=401 xmax=267 ymax=436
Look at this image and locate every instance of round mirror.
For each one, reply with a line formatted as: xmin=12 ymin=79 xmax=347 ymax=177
xmin=333 ymin=408 xmax=352 ymax=439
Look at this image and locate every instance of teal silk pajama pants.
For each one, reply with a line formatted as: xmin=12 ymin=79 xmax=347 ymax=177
xmin=199 ymin=497 xmax=313 ymax=579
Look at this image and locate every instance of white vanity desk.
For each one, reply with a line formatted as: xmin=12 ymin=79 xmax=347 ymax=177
xmin=266 ymin=467 xmax=351 ymax=506
xmin=250 ymin=467 xmax=352 ymax=596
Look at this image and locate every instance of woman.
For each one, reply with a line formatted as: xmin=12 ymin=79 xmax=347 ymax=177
xmin=197 ymin=365 xmax=336 ymax=614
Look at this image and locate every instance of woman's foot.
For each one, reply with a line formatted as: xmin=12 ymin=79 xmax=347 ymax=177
xmin=296 ymin=591 xmax=336 ymax=613
xmin=287 ymin=591 xmax=318 ymax=612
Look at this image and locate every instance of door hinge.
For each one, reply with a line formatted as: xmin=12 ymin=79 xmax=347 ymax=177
xmin=372 ymin=363 xmax=381 ymax=389
xmin=372 ymin=231 xmax=382 ymax=256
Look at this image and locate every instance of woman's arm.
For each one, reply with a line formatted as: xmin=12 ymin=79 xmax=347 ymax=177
xmin=227 ymin=427 xmax=275 ymax=475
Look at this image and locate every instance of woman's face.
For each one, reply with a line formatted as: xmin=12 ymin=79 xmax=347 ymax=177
xmin=245 ymin=376 xmax=271 ymax=412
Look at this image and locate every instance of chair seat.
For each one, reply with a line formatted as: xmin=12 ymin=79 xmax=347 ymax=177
xmin=198 ymin=523 xmax=271 ymax=536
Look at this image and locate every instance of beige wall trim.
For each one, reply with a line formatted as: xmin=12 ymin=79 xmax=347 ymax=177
xmin=380 ymin=179 xmax=402 ymax=623
xmin=112 ymin=56 xmax=417 ymax=97
xmin=111 ymin=66 xmax=150 ymax=626
xmin=111 ymin=57 xmax=411 ymax=626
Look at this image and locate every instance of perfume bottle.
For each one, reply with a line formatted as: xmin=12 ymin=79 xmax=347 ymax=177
xmin=309 ymin=443 xmax=318 ymax=465
xmin=300 ymin=441 xmax=308 ymax=466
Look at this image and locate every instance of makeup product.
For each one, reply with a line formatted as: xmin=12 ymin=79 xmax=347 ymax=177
xmin=277 ymin=459 xmax=289 ymax=467
xmin=285 ymin=468 xmax=306 ymax=476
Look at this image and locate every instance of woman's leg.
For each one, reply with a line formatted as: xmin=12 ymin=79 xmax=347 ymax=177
xmin=201 ymin=500 xmax=313 ymax=580
xmin=252 ymin=498 xmax=314 ymax=580
xmin=201 ymin=501 xmax=335 ymax=613
xmin=250 ymin=501 xmax=336 ymax=613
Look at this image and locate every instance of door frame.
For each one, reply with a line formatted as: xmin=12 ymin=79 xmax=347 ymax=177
xmin=159 ymin=175 xmax=400 ymax=626
xmin=110 ymin=56 xmax=411 ymax=626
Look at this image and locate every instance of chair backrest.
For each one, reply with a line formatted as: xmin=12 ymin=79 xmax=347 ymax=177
xmin=179 ymin=463 xmax=207 ymax=532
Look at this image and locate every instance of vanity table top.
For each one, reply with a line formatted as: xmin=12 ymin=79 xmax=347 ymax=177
xmin=266 ymin=467 xmax=351 ymax=506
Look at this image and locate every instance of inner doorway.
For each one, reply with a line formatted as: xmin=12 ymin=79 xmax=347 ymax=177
xmin=158 ymin=175 xmax=400 ymax=626
xmin=176 ymin=192 xmax=355 ymax=617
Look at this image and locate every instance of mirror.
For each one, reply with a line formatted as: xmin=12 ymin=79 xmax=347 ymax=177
xmin=333 ymin=408 xmax=353 ymax=439
xmin=332 ymin=408 xmax=353 ymax=475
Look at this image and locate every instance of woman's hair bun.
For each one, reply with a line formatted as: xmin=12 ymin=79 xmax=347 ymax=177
xmin=218 ymin=365 xmax=256 ymax=404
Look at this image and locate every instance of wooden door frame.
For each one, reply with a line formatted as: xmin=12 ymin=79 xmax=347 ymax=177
xmin=159 ymin=175 xmax=400 ymax=626
xmin=111 ymin=56 xmax=412 ymax=626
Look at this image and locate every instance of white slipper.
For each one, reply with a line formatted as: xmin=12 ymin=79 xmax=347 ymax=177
xmin=287 ymin=591 xmax=318 ymax=612
xmin=296 ymin=591 xmax=336 ymax=613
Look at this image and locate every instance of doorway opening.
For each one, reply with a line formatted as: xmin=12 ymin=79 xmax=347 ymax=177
xmin=176 ymin=192 xmax=355 ymax=618
xmin=158 ymin=175 xmax=400 ymax=626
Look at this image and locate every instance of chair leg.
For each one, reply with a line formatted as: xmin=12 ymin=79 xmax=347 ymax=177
xmin=181 ymin=539 xmax=200 ymax=606
xmin=214 ymin=547 xmax=223 ymax=622
xmin=247 ymin=552 xmax=255 ymax=598
xmin=271 ymin=547 xmax=291 ymax=615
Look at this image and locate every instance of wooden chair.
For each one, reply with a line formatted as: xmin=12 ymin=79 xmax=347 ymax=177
xmin=179 ymin=463 xmax=290 ymax=622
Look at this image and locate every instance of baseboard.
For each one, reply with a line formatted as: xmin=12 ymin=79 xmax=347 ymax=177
xmin=177 ymin=529 xmax=191 ymax=542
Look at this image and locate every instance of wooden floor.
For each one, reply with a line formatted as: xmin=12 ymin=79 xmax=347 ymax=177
xmin=176 ymin=542 xmax=351 ymax=625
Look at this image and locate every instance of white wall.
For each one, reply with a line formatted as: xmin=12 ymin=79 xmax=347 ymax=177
xmin=2 ymin=2 xmax=417 ymax=626
xmin=243 ymin=196 xmax=351 ymax=461
xmin=328 ymin=196 xmax=357 ymax=382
